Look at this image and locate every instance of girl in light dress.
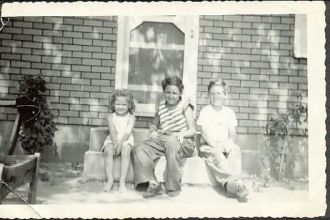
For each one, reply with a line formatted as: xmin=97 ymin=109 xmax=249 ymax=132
xmin=102 ymin=89 xmax=136 ymax=192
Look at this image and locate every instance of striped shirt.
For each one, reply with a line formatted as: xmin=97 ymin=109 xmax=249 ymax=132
xmin=158 ymin=100 xmax=189 ymax=133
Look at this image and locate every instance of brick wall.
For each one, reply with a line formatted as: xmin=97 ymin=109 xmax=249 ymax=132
xmin=0 ymin=15 xmax=308 ymax=148
xmin=0 ymin=14 xmax=308 ymax=161
xmin=197 ymin=15 xmax=307 ymax=135
xmin=0 ymin=16 xmax=117 ymax=126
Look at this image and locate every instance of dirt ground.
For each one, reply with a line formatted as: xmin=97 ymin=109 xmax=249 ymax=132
xmin=3 ymin=162 xmax=308 ymax=205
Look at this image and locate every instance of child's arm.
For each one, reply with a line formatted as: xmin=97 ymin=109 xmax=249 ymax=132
xmin=228 ymin=125 xmax=236 ymax=140
xmin=107 ymin=113 xmax=118 ymax=149
xmin=118 ymin=114 xmax=136 ymax=145
xmin=149 ymin=112 xmax=160 ymax=140
xmin=181 ymin=105 xmax=196 ymax=137
xmin=196 ymin=106 xmax=223 ymax=151
xmin=115 ymin=114 xmax=136 ymax=156
xmin=172 ymin=104 xmax=196 ymax=143
xmin=223 ymin=125 xmax=236 ymax=151
xmin=200 ymin=127 xmax=225 ymax=153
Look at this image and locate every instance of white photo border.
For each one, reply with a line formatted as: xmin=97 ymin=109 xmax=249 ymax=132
xmin=0 ymin=1 xmax=326 ymax=218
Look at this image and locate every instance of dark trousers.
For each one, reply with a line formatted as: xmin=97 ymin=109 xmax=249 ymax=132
xmin=132 ymin=134 xmax=194 ymax=192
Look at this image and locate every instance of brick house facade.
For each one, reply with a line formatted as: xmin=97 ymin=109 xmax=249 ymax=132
xmin=0 ymin=15 xmax=307 ymax=162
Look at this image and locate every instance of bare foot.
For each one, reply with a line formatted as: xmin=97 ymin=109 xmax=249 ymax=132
xmin=119 ymin=183 xmax=127 ymax=193
xmin=103 ymin=180 xmax=113 ymax=192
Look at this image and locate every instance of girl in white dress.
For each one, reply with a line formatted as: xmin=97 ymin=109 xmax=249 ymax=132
xmin=102 ymin=89 xmax=136 ymax=192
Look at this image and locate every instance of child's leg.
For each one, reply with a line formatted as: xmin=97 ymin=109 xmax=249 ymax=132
xmin=226 ymin=144 xmax=242 ymax=177
xmin=132 ymin=140 xmax=162 ymax=189
xmin=164 ymin=136 xmax=182 ymax=193
xmin=103 ymin=143 xmax=114 ymax=192
xmin=224 ymin=179 xmax=249 ymax=202
xmin=201 ymin=144 xmax=232 ymax=186
xmin=119 ymin=142 xmax=132 ymax=192
xmin=223 ymin=145 xmax=248 ymax=202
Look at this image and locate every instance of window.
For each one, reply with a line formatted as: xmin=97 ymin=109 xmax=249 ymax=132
xmin=115 ymin=16 xmax=199 ymax=117
xmin=294 ymin=14 xmax=307 ymax=58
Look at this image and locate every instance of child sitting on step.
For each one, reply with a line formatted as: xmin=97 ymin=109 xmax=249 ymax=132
xmin=102 ymin=89 xmax=136 ymax=192
xmin=196 ymin=78 xmax=249 ymax=202
xmin=132 ymin=76 xmax=196 ymax=198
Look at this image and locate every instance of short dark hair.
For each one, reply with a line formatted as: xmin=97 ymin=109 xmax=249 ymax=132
xmin=161 ymin=76 xmax=184 ymax=94
xmin=207 ymin=78 xmax=228 ymax=94
xmin=109 ymin=89 xmax=135 ymax=114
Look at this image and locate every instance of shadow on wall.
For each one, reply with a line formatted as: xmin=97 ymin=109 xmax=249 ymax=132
xmin=0 ymin=121 xmax=17 ymax=154
xmin=52 ymin=125 xmax=90 ymax=162
xmin=0 ymin=16 xmax=119 ymax=163
xmin=200 ymin=15 xmax=307 ymax=136
xmin=0 ymin=16 xmax=117 ymax=126
xmin=0 ymin=64 xmax=19 ymax=99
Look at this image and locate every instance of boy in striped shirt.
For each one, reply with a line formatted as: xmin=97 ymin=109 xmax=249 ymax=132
xmin=132 ymin=76 xmax=196 ymax=198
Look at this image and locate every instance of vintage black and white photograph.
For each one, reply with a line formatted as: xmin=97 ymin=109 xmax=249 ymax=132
xmin=0 ymin=1 xmax=326 ymax=218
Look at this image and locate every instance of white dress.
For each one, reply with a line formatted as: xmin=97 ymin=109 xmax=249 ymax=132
xmin=102 ymin=113 xmax=134 ymax=151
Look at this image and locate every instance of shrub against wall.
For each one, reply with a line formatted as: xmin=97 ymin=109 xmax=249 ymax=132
xmin=18 ymin=75 xmax=57 ymax=154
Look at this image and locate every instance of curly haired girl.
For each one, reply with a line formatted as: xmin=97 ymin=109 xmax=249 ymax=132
xmin=102 ymin=89 xmax=136 ymax=192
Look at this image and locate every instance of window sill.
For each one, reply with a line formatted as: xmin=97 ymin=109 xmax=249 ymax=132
xmin=135 ymin=111 xmax=155 ymax=117
xmin=135 ymin=103 xmax=156 ymax=117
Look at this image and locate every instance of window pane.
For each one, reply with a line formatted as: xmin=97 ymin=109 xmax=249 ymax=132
xmin=128 ymin=21 xmax=185 ymax=106
xmin=127 ymin=89 xmax=163 ymax=105
xmin=128 ymin=48 xmax=184 ymax=86
xmin=130 ymin=22 xmax=184 ymax=45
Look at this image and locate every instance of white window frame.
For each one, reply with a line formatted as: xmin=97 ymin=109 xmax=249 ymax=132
xmin=294 ymin=14 xmax=307 ymax=58
xmin=115 ymin=15 xmax=199 ymax=117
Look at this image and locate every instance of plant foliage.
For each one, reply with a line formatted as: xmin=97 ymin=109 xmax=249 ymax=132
xmin=263 ymin=92 xmax=308 ymax=181
xmin=18 ymin=75 xmax=57 ymax=154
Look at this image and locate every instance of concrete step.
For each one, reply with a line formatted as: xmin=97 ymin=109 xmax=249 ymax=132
xmin=83 ymin=150 xmax=213 ymax=185
xmin=83 ymin=127 xmax=266 ymax=184
xmin=83 ymin=150 xmax=134 ymax=182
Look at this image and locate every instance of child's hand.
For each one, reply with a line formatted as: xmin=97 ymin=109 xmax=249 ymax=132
xmin=216 ymin=144 xmax=231 ymax=159
xmin=223 ymin=140 xmax=234 ymax=154
xmin=200 ymin=146 xmax=215 ymax=157
xmin=215 ymin=145 xmax=226 ymax=153
xmin=149 ymin=131 xmax=159 ymax=140
xmin=224 ymin=146 xmax=232 ymax=154
xmin=114 ymin=142 xmax=122 ymax=157
xmin=175 ymin=134 xmax=184 ymax=145
xmin=112 ymin=143 xmax=118 ymax=157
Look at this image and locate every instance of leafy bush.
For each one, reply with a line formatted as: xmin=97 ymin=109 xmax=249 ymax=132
xmin=287 ymin=93 xmax=308 ymax=136
xmin=18 ymin=75 xmax=57 ymax=154
xmin=263 ymin=92 xmax=308 ymax=181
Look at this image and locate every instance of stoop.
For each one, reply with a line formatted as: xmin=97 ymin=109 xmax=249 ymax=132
xmin=83 ymin=127 xmax=149 ymax=182
xmin=83 ymin=127 xmax=213 ymax=185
